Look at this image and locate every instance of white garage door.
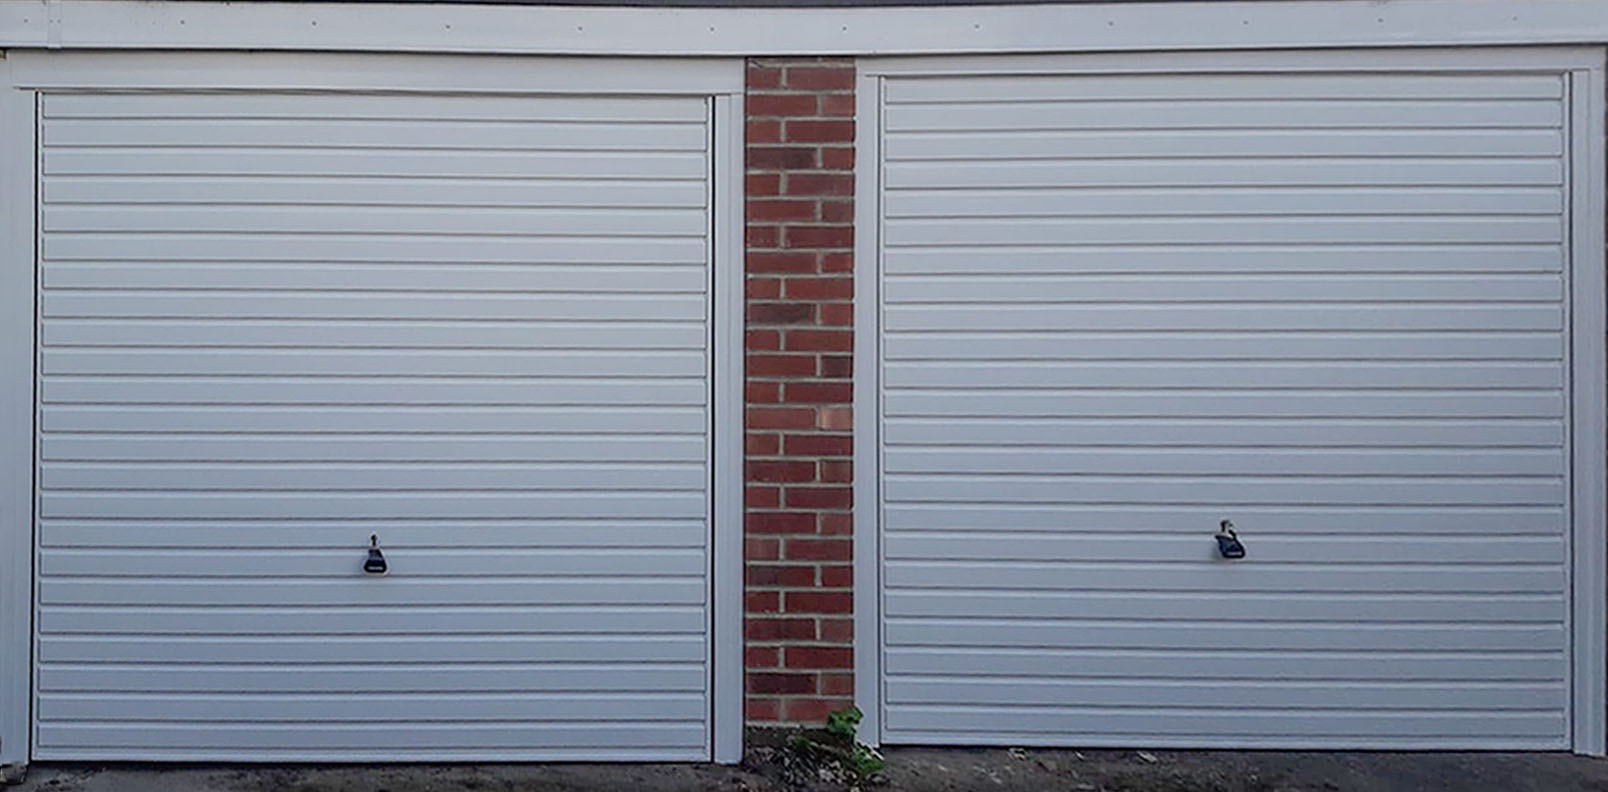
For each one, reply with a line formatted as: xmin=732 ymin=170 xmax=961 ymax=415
xmin=871 ymin=56 xmax=1594 ymax=749
xmin=35 ymin=87 xmax=720 ymax=760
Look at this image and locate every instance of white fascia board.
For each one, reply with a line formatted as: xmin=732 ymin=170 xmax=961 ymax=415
xmin=0 ymin=0 xmax=1605 ymax=57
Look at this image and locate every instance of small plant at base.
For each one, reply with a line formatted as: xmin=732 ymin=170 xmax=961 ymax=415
xmin=792 ymin=706 xmax=886 ymax=788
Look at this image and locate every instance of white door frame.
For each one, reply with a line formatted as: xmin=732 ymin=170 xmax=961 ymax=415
xmin=851 ymin=45 xmax=1608 ymax=755
xmin=0 ymin=50 xmax=747 ymax=765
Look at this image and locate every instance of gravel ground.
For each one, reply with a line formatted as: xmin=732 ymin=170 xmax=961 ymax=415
xmin=8 ymin=747 xmax=1608 ymax=792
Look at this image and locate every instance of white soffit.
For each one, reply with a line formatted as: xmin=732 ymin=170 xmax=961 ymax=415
xmin=0 ymin=0 xmax=1605 ymax=57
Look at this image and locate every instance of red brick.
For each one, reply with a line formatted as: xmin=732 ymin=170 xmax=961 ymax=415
xmin=746 ymin=536 xmax=780 ymax=559
xmin=785 ymin=434 xmax=852 ymax=456
xmin=820 ymin=94 xmax=855 ymax=117
xmin=820 ymin=618 xmax=855 ymax=642
xmin=786 ymin=646 xmax=853 ymax=669
xmin=746 ymin=278 xmax=782 ymax=300
xmin=746 ymin=328 xmax=782 ymax=350
xmin=820 ymin=672 xmax=854 ymax=696
xmin=820 ymin=252 xmax=853 ymax=273
xmin=746 ymin=698 xmax=780 ymax=721
xmin=747 ymin=172 xmax=782 ymax=197
xmin=746 ymin=486 xmax=780 ymax=509
xmin=746 ymin=119 xmax=781 ymax=144
xmin=820 ymin=514 xmax=853 ymax=535
xmin=748 ymin=672 xmax=817 ymax=695
xmin=819 ymin=303 xmax=853 ymax=326
xmin=786 ymin=330 xmax=853 ymax=352
xmin=747 ymin=225 xmax=778 ymax=247
xmin=785 ymin=173 xmax=854 ymax=197
xmin=820 ymin=564 xmax=853 ymax=587
xmin=746 ymin=646 xmax=780 ymax=668
xmin=747 ymin=460 xmax=817 ymax=483
xmin=820 ymin=200 xmax=854 ymax=223
xmin=785 ymin=591 xmax=853 ymax=613
xmin=820 ymin=460 xmax=853 ymax=483
xmin=747 ymin=407 xmax=816 ymax=430
xmin=747 ymin=512 xmax=817 ymax=535
xmin=786 ymin=486 xmax=852 ymax=510
xmin=747 ymin=198 xmax=817 ymax=221
xmin=783 ymin=382 xmax=853 ymax=404
xmin=785 ymin=277 xmax=853 ymax=300
xmin=747 ymin=564 xmax=817 ymax=586
xmin=786 ymin=120 xmax=854 ymax=144
xmin=820 ymin=146 xmax=855 ymax=169
xmin=818 ymin=407 xmax=853 ymax=430
xmin=747 ymin=64 xmax=783 ymax=90
xmin=786 ymin=538 xmax=851 ymax=562
xmin=747 ymin=617 xmax=817 ymax=641
xmin=785 ymin=226 xmax=854 ymax=249
xmin=745 ymin=590 xmax=780 ymax=612
xmin=745 ymin=382 xmax=780 ymax=404
xmin=746 ymin=432 xmax=779 ymax=455
xmin=819 ymin=355 xmax=852 ymax=378
xmin=747 ymin=148 xmax=817 ymax=171
xmin=747 ymin=251 xmax=817 ymax=274
xmin=748 ymin=93 xmax=818 ymax=117
xmin=783 ymin=698 xmax=855 ymax=723
xmin=748 ymin=354 xmax=817 ymax=377
xmin=786 ymin=66 xmax=855 ymax=91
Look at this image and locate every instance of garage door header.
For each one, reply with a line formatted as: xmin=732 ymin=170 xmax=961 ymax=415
xmin=1 ymin=0 xmax=1607 ymax=57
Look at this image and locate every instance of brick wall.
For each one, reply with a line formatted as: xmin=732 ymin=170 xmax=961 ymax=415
xmin=743 ymin=57 xmax=856 ymax=725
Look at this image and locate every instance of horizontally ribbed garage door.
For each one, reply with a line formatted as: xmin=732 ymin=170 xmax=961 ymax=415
xmin=873 ymin=61 xmax=1584 ymax=748
xmin=35 ymin=89 xmax=718 ymax=760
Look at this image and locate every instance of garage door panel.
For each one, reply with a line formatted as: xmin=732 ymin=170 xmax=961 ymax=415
xmin=38 ymin=664 xmax=707 ymax=694
xmin=43 ymin=234 xmax=708 ymax=264
xmin=39 ymin=635 xmax=708 ymax=664
xmin=886 ymin=619 xmax=1564 ymax=652
xmin=41 ymin=579 xmax=706 ymax=607
xmin=42 ymin=92 xmax=708 ymax=123
xmin=44 ymin=118 xmax=710 ymax=151
xmin=885 ymin=246 xmax=1565 ymax=274
xmin=885 ymin=304 xmax=1564 ymax=332
xmin=40 ymin=520 xmax=708 ymax=549
xmin=35 ymin=89 xmax=719 ymax=759
xmin=35 ymin=723 xmax=707 ymax=755
xmin=886 ymin=591 xmax=1564 ymax=622
xmin=884 ymin=158 xmax=1563 ymax=189
xmin=882 ymin=217 xmax=1564 ymax=245
xmin=884 ymin=708 xmax=1567 ymax=740
xmin=44 ymin=177 xmax=709 ymax=208
xmin=886 ymin=332 xmax=1564 ymax=362
xmin=44 ymin=206 xmax=707 ymax=236
xmin=886 ymin=187 xmax=1567 ymax=218
xmin=878 ymin=66 xmax=1574 ymax=756
xmin=39 ymin=605 xmax=707 ymax=635
xmin=886 ymin=649 xmax=1566 ymax=682
xmin=44 ymin=149 xmax=708 ymax=179
xmin=37 ymin=693 xmax=709 ymax=723
xmin=883 ymin=275 xmax=1565 ymax=304
xmin=888 ymin=534 xmax=1567 ymax=565
xmin=42 ymin=264 xmax=707 ymax=294
xmin=887 ymin=679 xmax=1568 ymax=711
xmin=42 ymin=377 xmax=711 ymax=406
xmin=885 ymin=99 xmax=1565 ymax=132
xmin=883 ymin=73 xmax=1565 ymax=103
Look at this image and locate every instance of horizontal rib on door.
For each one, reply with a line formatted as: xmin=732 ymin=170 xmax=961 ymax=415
xmin=34 ymin=89 xmax=717 ymax=761
xmin=877 ymin=67 xmax=1573 ymax=749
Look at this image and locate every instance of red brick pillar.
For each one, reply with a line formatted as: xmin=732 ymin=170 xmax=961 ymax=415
xmin=743 ymin=57 xmax=856 ymax=725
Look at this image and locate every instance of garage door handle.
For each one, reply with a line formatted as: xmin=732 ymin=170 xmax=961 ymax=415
xmin=364 ymin=534 xmax=389 ymax=575
xmin=1215 ymin=520 xmax=1246 ymax=560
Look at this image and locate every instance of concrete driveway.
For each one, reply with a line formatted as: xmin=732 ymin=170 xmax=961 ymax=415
xmin=8 ymin=748 xmax=1608 ymax=792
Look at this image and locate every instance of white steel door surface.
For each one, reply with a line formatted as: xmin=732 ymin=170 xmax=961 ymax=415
xmin=34 ymin=90 xmax=717 ymax=760
xmin=876 ymin=68 xmax=1574 ymax=748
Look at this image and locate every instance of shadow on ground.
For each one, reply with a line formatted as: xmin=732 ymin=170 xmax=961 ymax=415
xmin=10 ymin=748 xmax=1608 ymax=792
